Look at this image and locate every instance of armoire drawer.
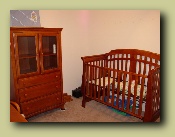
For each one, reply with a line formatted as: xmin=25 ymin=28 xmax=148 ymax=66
xmin=20 ymin=92 xmax=62 ymax=116
xmin=18 ymin=81 xmax=61 ymax=102
xmin=18 ymin=71 xmax=61 ymax=89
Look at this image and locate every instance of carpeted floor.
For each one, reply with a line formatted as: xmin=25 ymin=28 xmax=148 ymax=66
xmin=27 ymin=97 xmax=160 ymax=122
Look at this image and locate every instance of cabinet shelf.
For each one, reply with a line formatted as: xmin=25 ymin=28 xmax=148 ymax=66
xmin=19 ymin=54 xmax=37 ymax=59
xmin=20 ymin=68 xmax=37 ymax=74
xmin=43 ymin=52 xmax=57 ymax=56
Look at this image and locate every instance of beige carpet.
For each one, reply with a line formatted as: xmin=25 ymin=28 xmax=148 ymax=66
xmin=27 ymin=97 xmax=160 ymax=122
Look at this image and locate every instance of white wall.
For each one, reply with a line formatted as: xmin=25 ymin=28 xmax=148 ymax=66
xmin=39 ymin=10 xmax=160 ymax=95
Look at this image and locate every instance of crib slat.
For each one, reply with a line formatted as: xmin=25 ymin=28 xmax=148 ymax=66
xmin=107 ymin=69 xmax=111 ymax=104
xmin=138 ymin=77 xmax=145 ymax=116
xmin=126 ymin=73 xmax=132 ymax=111
xmin=113 ymin=56 xmax=115 ymax=70
xmin=93 ymin=64 xmax=97 ymax=99
xmin=89 ymin=62 xmax=93 ymax=98
xmin=101 ymin=60 xmax=105 ymax=101
xmin=86 ymin=64 xmax=89 ymax=96
xmin=98 ymin=67 xmax=102 ymax=100
xmin=149 ymin=57 xmax=152 ymax=72
xmin=116 ymin=71 xmax=121 ymax=109
xmin=132 ymin=75 xmax=138 ymax=114
xmin=111 ymin=70 xmax=116 ymax=107
xmin=121 ymin=54 xmax=124 ymax=71
xmin=121 ymin=72 xmax=126 ymax=111
xmin=102 ymin=68 xmax=106 ymax=102
xmin=125 ymin=54 xmax=128 ymax=72
xmin=109 ymin=55 xmax=112 ymax=68
xmin=143 ymin=56 xmax=147 ymax=75
xmin=138 ymin=55 xmax=142 ymax=75
xmin=117 ymin=54 xmax=119 ymax=70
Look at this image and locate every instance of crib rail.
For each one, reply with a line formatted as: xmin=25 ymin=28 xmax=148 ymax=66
xmin=107 ymin=49 xmax=160 ymax=76
xmin=81 ymin=53 xmax=107 ymax=64
xmin=82 ymin=63 xmax=149 ymax=120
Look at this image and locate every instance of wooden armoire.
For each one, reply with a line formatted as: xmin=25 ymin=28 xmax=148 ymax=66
xmin=10 ymin=27 xmax=65 ymax=118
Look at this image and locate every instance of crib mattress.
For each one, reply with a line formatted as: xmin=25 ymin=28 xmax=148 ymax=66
xmin=89 ymin=77 xmax=147 ymax=98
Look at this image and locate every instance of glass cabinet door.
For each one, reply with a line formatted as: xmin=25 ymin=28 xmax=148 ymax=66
xmin=40 ymin=34 xmax=59 ymax=73
xmin=14 ymin=33 xmax=40 ymax=77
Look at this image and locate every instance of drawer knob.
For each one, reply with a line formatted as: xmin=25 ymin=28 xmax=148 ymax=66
xmin=57 ymin=98 xmax=59 ymax=100
xmin=56 ymin=86 xmax=58 ymax=88
xmin=56 ymin=75 xmax=58 ymax=78
xmin=24 ymin=94 xmax=27 ymax=97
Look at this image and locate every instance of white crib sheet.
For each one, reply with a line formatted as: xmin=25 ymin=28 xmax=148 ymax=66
xmin=89 ymin=77 xmax=147 ymax=98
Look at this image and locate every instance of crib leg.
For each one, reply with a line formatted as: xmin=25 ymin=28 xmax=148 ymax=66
xmin=82 ymin=102 xmax=86 ymax=108
xmin=82 ymin=98 xmax=86 ymax=108
xmin=82 ymin=96 xmax=92 ymax=108
xmin=60 ymin=105 xmax=66 ymax=110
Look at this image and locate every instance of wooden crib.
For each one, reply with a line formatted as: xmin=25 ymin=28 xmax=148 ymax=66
xmin=81 ymin=49 xmax=160 ymax=122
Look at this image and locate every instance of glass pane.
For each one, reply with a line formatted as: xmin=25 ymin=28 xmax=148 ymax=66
xmin=42 ymin=36 xmax=57 ymax=54
xmin=19 ymin=57 xmax=37 ymax=74
xmin=43 ymin=55 xmax=58 ymax=70
xmin=18 ymin=36 xmax=36 ymax=57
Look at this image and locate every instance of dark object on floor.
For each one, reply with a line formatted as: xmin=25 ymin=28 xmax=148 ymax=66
xmin=72 ymin=87 xmax=82 ymax=98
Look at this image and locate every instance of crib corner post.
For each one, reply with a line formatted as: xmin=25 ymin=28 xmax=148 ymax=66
xmin=143 ymin=97 xmax=153 ymax=122
xmin=143 ymin=73 xmax=153 ymax=122
xmin=81 ymin=79 xmax=86 ymax=108
xmin=143 ymin=113 xmax=152 ymax=122
xmin=81 ymin=61 xmax=86 ymax=108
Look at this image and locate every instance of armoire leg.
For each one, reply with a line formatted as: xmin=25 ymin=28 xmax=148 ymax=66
xmin=60 ymin=105 xmax=66 ymax=110
xmin=82 ymin=97 xmax=86 ymax=108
